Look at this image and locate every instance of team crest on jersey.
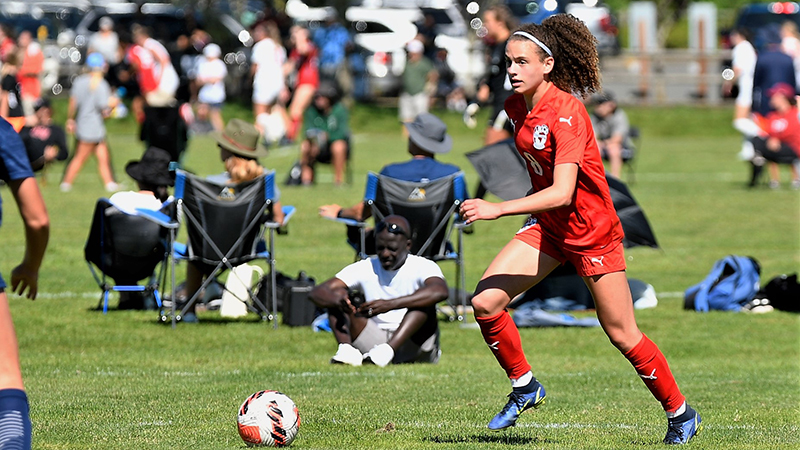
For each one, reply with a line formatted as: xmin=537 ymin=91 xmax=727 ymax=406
xmin=532 ymin=124 xmax=549 ymax=150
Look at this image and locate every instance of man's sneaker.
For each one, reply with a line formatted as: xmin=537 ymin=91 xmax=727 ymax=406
xmin=330 ymin=343 xmax=363 ymax=366
xmin=363 ymin=343 xmax=394 ymax=367
xmin=487 ymin=381 xmax=546 ymax=430
xmin=664 ymin=405 xmax=702 ymax=445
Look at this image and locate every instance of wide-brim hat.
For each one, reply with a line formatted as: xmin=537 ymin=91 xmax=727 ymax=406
xmin=125 ymin=146 xmax=174 ymax=187
xmin=403 ymin=113 xmax=452 ymax=154
xmin=213 ymin=118 xmax=269 ymax=158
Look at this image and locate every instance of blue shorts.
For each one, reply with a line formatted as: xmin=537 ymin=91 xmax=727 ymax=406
xmin=0 ymin=272 xmax=6 ymax=289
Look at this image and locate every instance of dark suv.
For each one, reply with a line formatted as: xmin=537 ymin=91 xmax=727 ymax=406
xmin=732 ymin=2 xmax=800 ymax=50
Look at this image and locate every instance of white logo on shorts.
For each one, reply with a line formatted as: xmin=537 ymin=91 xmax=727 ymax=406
xmin=516 ymin=216 xmax=538 ymax=234
xmin=590 ymin=256 xmax=605 ymax=266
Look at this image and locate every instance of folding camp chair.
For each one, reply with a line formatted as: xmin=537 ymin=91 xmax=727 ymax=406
xmin=326 ymin=171 xmax=471 ymax=322
xmin=85 ymin=199 xmax=176 ymax=313
xmin=139 ymin=169 xmax=294 ymax=328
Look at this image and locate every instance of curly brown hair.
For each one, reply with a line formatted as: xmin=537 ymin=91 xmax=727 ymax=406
xmin=509 ymin=14 xmax=600 ymax=98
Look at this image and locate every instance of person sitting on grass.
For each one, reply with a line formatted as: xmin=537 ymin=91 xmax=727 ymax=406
xmin=750 ymin=82 xmax=800 ymax=189
xmin=299 ymin=81 xmax=350 ymax=186
xmin=309 ymin=215 xmax=447 ymax=367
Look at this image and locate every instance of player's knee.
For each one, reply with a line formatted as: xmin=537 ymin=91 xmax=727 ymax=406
xmin=470 ymin=290 xmax=504 ymax=317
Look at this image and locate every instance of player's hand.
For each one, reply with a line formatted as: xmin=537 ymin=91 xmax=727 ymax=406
xmin=10 ymin=263 xmax=39 ymax=300
xmin=460 ymin=198 xmax=502 ymax=224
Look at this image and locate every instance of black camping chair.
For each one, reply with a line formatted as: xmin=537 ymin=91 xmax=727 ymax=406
xmin=138 ymin=169 xmax=295 ymax=328
xmin=600 ymin=125 xmax=641 ymax=184
xmin=325 ymin=171 xmax=471 ymax=322
xmin=85 ymin=199 xmax=177 ymax=313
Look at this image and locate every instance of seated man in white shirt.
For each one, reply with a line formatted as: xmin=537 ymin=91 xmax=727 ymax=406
xmin=309 ymin=215 xmax=448 ymax=366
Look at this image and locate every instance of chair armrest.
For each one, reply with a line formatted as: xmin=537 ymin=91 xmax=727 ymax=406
xmin=264 ymin=206 xmax=297 ymax=235
xmin=135 ymin=208 xmax=179 ymax=229
xmin=321 ymin=214 xmax=367 ymax=228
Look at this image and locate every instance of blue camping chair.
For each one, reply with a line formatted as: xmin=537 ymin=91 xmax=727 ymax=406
xmin=138 ymin=169 xmax=295 ymax=328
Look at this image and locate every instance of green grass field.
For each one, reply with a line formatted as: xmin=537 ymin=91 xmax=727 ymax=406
xmin=0 ymin=102 xmax=798 ymax=449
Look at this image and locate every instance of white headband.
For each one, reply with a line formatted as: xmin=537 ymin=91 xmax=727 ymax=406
xmin=512 ymin=31 xmax=553 ymax=57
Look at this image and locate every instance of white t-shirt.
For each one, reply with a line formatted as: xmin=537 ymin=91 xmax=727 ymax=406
xmin=251 ymin=38 xmax=286 ymax=93
xmin=108 ymin=191 xmax=164 ymax=215
xmin=197 ymin=57 xmax=228 ymax=104
xmin=732 ymin=40 xmax=757 ymax=107
xmin=335 ymin=254 xmax=445 ymax=331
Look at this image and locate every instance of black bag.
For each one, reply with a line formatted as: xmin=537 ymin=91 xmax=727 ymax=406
xmin=757 ymin=274 xmax=800 ymax=312
xmin=281 ymin=271 xmax=318 ymax=326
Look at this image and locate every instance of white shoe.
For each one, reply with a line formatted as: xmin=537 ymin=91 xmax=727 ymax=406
xmin=364 ymin=343 xmax=394 ymax=367
xmin=105 ymin=182 xmax=120 ymax=192
xmin=59 ymin=182 xmax=72 ymax=192
xmin=330 ymin=343 xmax=363 ymax=366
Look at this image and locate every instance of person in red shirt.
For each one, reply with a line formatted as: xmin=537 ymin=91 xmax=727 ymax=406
xmin=458 ymin=15 xmax=701 ymax=445
xmin=16 ymin=31 xmax=44 ymax=115
xmin=751 ymin=82 xmax=800 ymax=189
xmin=283 ymin=25 xmax=319 ymax=141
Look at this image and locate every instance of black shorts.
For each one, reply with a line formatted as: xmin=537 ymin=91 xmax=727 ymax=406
xmin=315 ymin=136 xmax=351 ymax=164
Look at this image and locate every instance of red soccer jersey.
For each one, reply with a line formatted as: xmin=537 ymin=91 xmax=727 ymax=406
xmin=126 ymin=45 xmax=158 ymax=94
xmin=764 ymin=107 xmax=800 ymax=157
xmin=504 ymin=84 xmax=623 ymax=254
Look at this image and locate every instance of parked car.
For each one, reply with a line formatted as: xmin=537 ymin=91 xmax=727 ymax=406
xmin=732 ymin=2 xmax=800 ymax=51
xmin=0 ymin=0 xmax=91 ymax=93
xmin=504 ymin=0 xmax=562 ymax=24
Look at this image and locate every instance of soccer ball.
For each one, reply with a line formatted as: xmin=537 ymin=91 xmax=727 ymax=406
xmin=237 ymin=390 xmax=300 ymax=447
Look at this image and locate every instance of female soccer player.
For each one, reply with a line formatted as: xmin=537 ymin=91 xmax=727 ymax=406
xmin=458 ymin=15 xmax=701 ymax=445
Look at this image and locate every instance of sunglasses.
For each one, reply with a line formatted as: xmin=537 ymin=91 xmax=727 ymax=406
xmin=375 ymin=221 xmax=409 ymax=237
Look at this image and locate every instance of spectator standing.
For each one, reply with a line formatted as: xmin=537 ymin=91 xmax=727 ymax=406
xmin=312 ymin=8 xmax=353 ymax=103
xmin=0 ymin=25 xmax=16 ymax=64
xmin=751 ymin=82 xmax=800 ymax=189
xmin=724 ymin=28 xmax=757 ymax=121
xmin=61 ymin=53 xmax=118 ymax=192
xmin=131 ymin=25 xmax=179 ymax=107
xmin=399 ymin=40 xmax=437 ymax=124
xmin=195 ymin=43 xmax=227 ymax=132
xmin=16 ymin=31 xmax=44 ymax=116
xmin=0 ymin=52 xmax=26 ymax=132
xmin=415 ymin=12 xmax=439 ymax=61
xmin=19 ymin=98 xmax=68 ymax=172
xmin=88 ymin=17 xmax=121 ymax=77
xmin=309 ymin=215 xmax=447 ymax=367
xmin=752 ymin=25 xmax=796 ymax=117
xmin=299 ymin=81 xmax=350 ymax=185
xmin=432 ymin=47 xmax=467 ymax=112
xmin=283 ymin=26 xmax=320 ymax=142
xmin=589 ymin=91 xmax=635 ymax=179
xmin=0 ymin=116 xmax=50 ymax=450
xmin=250 ymin=22 xmax=288 ymax=138
xmin=780 ymin=21 xmax=800 ymax=90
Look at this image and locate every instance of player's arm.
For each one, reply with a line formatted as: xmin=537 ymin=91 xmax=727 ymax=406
xmin=8 ymin=176 xmax=49 ymax=300
xmin=460 ymin=163 xmax=578 ymax=223
xmin=357 ymin=276 xmax=448 ymax=316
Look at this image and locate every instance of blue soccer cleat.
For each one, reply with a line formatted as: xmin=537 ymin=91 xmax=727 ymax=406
xmin=663 ymin=405 xmax=702 ymax=445
xmin=487 ymin=381 xmax=546 ymax=431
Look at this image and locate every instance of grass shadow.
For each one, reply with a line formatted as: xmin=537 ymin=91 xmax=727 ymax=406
xmin=424 ymin=433 xmax=555 ymax=445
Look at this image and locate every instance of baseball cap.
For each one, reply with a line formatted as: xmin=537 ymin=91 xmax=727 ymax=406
xmin=86 ymin=52 xmax=105 ymax=69
xmin=406 ymin=39 xmax=424 ymax=54
xmin=203 ymin=43 xmax=221 ymax=58
xmin=767 ymin=82 xmax=796 ymax=98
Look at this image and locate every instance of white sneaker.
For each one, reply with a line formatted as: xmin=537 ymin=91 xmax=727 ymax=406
xmin=330 ymin=343 xmax=363 ymax=366
xmin=59 ymin=182 xmax=72 ymax=192
xmin=105 ymin=182 xmax=121 ymax=192
xmin=364 ymin=343 xmax=394 ymax=367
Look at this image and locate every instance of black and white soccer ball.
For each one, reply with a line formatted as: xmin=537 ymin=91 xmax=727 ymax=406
xmin=237 ymin=390 xmax=300 ymax=447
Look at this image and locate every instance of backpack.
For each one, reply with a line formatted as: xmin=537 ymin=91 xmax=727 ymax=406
xmin=756 ymin=274 xmax=800 ymax=312
xmin=684 ymin=255 xmax=761 ymax=312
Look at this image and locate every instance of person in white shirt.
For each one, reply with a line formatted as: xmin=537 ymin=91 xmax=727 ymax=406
xmin=725 ymin=28 xmax=761 ymax=162
xmin=132 ymin=24 xmax=179 ymax=107
xmin=196 ymin=43 xmax=227 ymax=132
xmin=250 ymin=22 xmax=288 ymax=137
xmin=109 ymin=146 xmax=173 ymax=215
xmin=88 ymin=16 xmax=120 ymax=67
xmin=309 ymin=215 xmax=448 ymax=367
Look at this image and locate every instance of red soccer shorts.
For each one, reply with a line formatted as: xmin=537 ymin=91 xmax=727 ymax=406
xmin=513 ymin=218 xmax=626 ymax=277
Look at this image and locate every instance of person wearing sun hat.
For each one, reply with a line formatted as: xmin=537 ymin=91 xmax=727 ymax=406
xmin=109 ymin=146 xmax=174 ymax=215
xmin=318 ymin=112 xmax=465 ymax=254
xmin=181 ymin=119 xmax=284 ymax=322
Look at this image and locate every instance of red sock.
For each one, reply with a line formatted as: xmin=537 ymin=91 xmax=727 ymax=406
xmin=475 ymin=310 xmax=531 ymax=379
xmin=287 ymin=117 xmax=301 ymax=140
xmin=624 ymin=334 xmax=686 ymax=412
